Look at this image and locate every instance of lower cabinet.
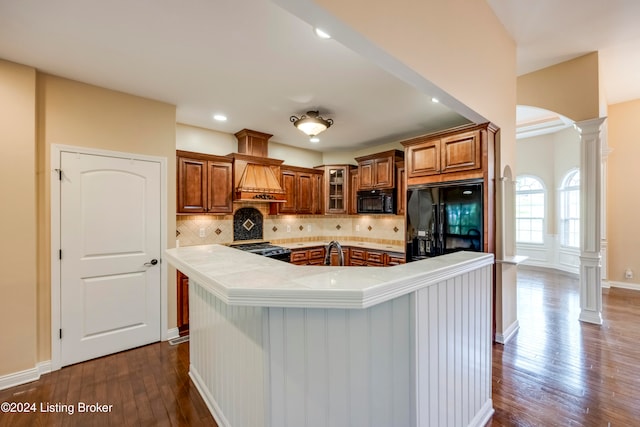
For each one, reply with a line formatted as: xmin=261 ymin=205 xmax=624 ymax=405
xmin=177 ymin=270 xmax=189 ymax=336
xmin=291 ymin=246 xmax=405 ymax=267
xmin=290 ymin=247 xmax=326 ymax=265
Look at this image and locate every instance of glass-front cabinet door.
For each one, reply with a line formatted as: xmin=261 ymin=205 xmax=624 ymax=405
xmin=320 ymin=165 xmax=352 ymax=214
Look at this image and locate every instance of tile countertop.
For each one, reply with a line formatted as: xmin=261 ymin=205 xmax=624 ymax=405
xmin=165 ymin=244 xmax=494 ymax=309
xmin=278 ymin=240 xmax=405 ymax=253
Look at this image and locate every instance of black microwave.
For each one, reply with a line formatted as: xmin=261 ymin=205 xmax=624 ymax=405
xmin=357 ymin=189 xmax=396 ymax=214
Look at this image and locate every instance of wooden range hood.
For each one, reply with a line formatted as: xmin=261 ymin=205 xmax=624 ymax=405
xmin=231 ymin=129 xmax=286 ymax=203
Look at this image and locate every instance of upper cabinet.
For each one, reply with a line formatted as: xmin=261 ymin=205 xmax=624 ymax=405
xmin=276 ymin=166 xmax=323 ymax=215
xmin=317 ymin=165 xmax=355 ymax=215
xmin=396 ymin=162 xmax=406 ymax=216
xmin=402 ymin=123 xmax=497 ymax=186
xmin=177 ymin=150 xmax=233 ymax=214
xmin=349 ymin=168 xmax=359 ymax=215
xmin=355 ymin=150 xmax=404 ymax=190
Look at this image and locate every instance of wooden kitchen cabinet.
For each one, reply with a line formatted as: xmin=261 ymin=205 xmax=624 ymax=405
xmin=277 ymin=166 xmax=323 ymax=214
xmin=397 ymin=163 xmax=406 ymax=216
xmin=317 ymin=165 xmax=355 ymax=215
xmin=290 ymin=246 xmax=325 ymax=265
xmin=177 ymin=270 xmax=189 ymax=336
xmin=355 ymin=150 xmax=404 ymax=190
xmin=403 ymin=123 xmax=496 ymax=184
xmin=292 ymin=245 xmax=404 ymax=267
xmin=386 ymin=252 xmax=406 ymax=266
xmin=177 ymin=150 xmax=233 ymax=214
xmin=349 ymin=169 xmax=359 ymax=215
xmin=349 ymin=247 xmax=385 ymax=266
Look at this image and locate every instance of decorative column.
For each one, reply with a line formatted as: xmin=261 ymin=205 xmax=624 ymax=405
xmin=574 ymin=118 xmax=606 ymax=325
xmin=600 ymin=122 xmax=612 ymax=288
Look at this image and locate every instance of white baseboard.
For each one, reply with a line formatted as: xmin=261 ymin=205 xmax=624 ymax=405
xmin=608 ymin=280 xmax=640 ymax=291
xmin=0 ymin=360 xmax=51 ymax=391
xmin=166 ymin=327 xmax=180 ymax=341
xmin=190 ymin=366 xmax=230 ymax=427
xmin=495 ymin=319 xmax=520 ymax=345
xmin=469 ymin=399 xmax=495 ymax=427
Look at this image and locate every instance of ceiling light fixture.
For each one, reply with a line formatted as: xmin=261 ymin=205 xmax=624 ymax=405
xmin=213 ymin=114 xmax=228 ymax=121
xmin=431 ymin=97 xmax=439 ymax=103
xmin=314 ymin=27 xmax=331 ymax=39
xmin=290 ymin=111 xmax=333 ymax=137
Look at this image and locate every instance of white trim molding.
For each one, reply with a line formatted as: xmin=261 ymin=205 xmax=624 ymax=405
xmin=495 ymin=319 xmax=520 ymax=344
xmin=0 ymin=361 xmax=51 ymax=391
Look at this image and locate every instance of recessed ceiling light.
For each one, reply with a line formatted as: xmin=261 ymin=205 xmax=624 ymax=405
xmin=431 ymin=97 xmax=439 ymax=103
xmin=314 ymin=27 xmax=331 ymax=39
xmin=213 ymin=114 xmax=227 ymax=122
xmin=309 ymin=137 xmax=320 ymax=143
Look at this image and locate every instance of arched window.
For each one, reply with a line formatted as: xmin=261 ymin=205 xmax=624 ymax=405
xmin=560 ymin=169 xmax=580 ymax=248
xmin=515 ymin=176 xmax=545 ymax=243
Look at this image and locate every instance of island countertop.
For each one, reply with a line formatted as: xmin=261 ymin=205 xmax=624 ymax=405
xmin=164 ymin=244 xmax=494 ymax=309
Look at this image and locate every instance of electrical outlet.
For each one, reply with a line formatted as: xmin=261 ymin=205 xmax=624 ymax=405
xmin=286 ymin=225 xmax=291 ymax=233
xmin=625 ymin=268 xmax=633 ymax=279
xmin=199 ymin=227 xmax=205 ymax=238
xmin=307 ymin=224 xmax=311 ymax=232
xmin=355 ymin=224 xmax=360 ymax=232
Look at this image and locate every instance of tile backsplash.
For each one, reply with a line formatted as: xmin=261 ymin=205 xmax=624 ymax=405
xmin=176 ymin=206 xmax=405 ymax=248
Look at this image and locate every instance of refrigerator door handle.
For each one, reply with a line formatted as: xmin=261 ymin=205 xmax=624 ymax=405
xmin=438 ymin=203 xmax=445 ymax=254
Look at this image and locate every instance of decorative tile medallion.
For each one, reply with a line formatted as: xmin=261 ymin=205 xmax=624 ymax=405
xmin=368 ymin=225 xmax=373 ymax=231
xmin=215 ymin=228 xmax=222 ymax=235
xmin=233 ymin=207 xmax=263 ymax=241
xmin=299 ymin=225 xmax=304 ymax=231
xmin=243 ymin=219 xmax=255 ymax=231
xmin=336 ymin=224 xmax=341 ymax=230
xmin=393 ymin=226 xmax=399 ymax=233
xmin=272 ymin=226 xmax=278 ymax=232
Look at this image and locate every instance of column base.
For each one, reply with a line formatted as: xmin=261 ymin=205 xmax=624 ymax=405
xmin=579 ymin=309 xmax=603 ymax=325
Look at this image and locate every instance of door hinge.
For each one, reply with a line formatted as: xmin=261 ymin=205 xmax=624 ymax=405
xmin=59 ymin=249 xmax=62 ymax=260
xmin=59 ymin=329 xmax=62 ymax=339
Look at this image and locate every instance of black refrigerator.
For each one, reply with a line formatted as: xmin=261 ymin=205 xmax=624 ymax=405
xmin=406 ymin=180 xmax=483 ymax=261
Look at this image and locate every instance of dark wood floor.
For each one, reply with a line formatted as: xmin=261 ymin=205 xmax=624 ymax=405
xmin=2 ymin=268 xmax=639 ymax=426
xmin=0 ymin=339 xmax=216 ymax=427
xmin=489 ymin=268 xmax=640 ymax=426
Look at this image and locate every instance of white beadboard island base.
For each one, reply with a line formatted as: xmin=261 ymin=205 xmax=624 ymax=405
xmin=165 ymin=244 xmax=495 ymax=427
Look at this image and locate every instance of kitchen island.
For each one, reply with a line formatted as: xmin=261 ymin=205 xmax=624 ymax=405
xmin=164 ymin=244 xmax=494 ymax=427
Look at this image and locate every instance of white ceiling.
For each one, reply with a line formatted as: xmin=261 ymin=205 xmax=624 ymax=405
xmin=1 ymin=0 xmax=638 ymax=150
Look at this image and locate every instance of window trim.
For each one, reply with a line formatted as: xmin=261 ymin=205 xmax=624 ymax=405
xmin=559 ymin=168 xmax=580 ymax=249
xmin=515 ymin=175 xmax=546 ymax=245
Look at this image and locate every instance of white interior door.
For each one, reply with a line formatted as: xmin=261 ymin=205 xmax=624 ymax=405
xmin=60 ymin=152 xmax=161 ymax=366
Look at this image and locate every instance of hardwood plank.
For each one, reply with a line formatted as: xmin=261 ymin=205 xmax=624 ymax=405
xmin=489 ymin=268 xmax=640 ymax=426
xmin=0 ymin=342 xmax=216 ymax=427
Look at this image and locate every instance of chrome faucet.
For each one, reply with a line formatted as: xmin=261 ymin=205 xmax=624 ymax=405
xmin=324 ymin=240 xmax=344 ymax=266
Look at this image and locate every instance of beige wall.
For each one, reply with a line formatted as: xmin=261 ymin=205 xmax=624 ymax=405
xmin=607 ymin=99 xmax=640 ymax=284
xmin=0 ymin=59 xmax=37 ymax=376
xmin=0 ymin=68 xmax=177 ymax=374
xmin=518 ymin=53 xmax=601 ymax=122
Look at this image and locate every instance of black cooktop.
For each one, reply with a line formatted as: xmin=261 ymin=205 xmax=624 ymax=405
xmin=230 ymin=241 xmax=291 ymax=258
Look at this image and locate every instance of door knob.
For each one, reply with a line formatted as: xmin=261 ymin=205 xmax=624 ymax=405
xmin=144 ymin=259 xmax=159 ymax=266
